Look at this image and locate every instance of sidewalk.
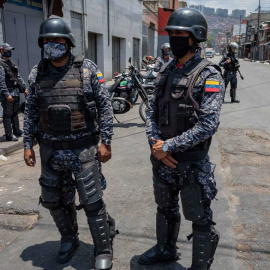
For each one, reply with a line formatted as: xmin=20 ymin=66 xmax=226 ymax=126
xmin=0 ymin=114 xmax=24 ymax=156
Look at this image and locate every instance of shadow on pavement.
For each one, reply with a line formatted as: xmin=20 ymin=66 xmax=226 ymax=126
xmin=130 ymin=255 xmax=186 ymax=270
xmin=20 ymin=240 xmax=95 ymax=270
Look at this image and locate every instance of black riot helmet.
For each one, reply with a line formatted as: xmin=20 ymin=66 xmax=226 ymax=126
xmin=38 ymin=18 xmax=76 ymax=48
xmin=161 ymin=43 xmax=171 ymax=52
xmin=228 ymin=42 xmax=239 ymax=52
xmin=164 ymin=8 xmax=208 ymax=42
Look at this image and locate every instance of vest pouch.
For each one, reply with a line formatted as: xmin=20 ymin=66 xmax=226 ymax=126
xmin=159 ymin=101 xmax=170 ymax=126
xmin=171 ymin=77 xmax=189 ymax=99
xmin=177 ymin=104 xmax=186 ymax=133
xmin=177 ymin=104 xmax=196 ymax=133
xmin=155 ymin=75 xmax=167 ymax=97
xmin=47 ymin=105 xmax=71 ymax=132
xmin=85 ymin=101 xmax=96 ymax=122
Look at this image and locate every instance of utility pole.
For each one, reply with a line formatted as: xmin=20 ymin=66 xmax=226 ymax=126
xmin=257 ymin=0 xmax=261 ymax=44
xmin=239 ymin=15 xmax=242 ymax=58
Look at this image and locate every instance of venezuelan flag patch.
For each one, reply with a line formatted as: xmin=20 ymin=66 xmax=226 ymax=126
xmin=97 ymin=72 xmax=105 ymax=83
xmin=205 ymin=80 xmax=220 ymax=93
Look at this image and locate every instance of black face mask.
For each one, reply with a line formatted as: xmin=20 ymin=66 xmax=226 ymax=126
xmin=169 ymin=36 xmax=190 ymax=58
xmin=3 ymin=51 xmax=12 ymax=58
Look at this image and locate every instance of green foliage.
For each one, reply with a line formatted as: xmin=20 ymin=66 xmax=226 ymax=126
xmin=207 ymin=35 xmax=213 ymax=47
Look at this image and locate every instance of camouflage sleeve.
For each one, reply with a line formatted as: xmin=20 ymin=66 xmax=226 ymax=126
xmin=23 ymin=66 xmax=39 ymax=150
xmin=83 ymin=60 xmax=113 ymax=145
xmin=17 ymin=71 xmax=27 ymax=91
xmin=145 ymin=92 xmax=163 ymax=147
xmin=165 ymin=66 xmax=225 ymax=153
xmin=154 ymin=57 xmax=162 ymax=72
xmin=0 ymin=66 xmax=9 ymax=98
xmin=219 ymin=55 xmax=227 ymax=67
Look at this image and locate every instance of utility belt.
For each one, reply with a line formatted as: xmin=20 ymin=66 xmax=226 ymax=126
xmin=151 ymin=137 xmax=211 ymax=175
xmin=224 ymin=70 xmax=237 ymax=74
xmin=39 ymin=134 xmax=100 ymax=150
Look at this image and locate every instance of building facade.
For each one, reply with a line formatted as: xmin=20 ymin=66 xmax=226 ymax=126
xmin=0 ymin=0 xmax=143 ymax=82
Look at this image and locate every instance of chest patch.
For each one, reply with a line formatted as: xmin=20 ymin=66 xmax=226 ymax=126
xmin=205 ymin=80 xmax=220 ymax=93
xmin=83 ymin=68 xmax=89 ymax=78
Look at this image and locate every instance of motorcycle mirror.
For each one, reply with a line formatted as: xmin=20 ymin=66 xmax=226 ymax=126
xmin=128 ymin=57 xmax=131 ymax=63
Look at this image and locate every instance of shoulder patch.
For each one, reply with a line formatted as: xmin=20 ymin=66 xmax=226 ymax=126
xmin=83 ymin=68 xmax=89 ymax=78
xmin=96 ymin=72 xmax=105 ymax=83
xmin=205 ymin=80 xmax=220 ymax=93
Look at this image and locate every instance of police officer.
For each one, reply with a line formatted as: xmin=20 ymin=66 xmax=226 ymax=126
xmin=139 ymin=8 xmax=224 ymax=270
xmin=0 ymin=43 xmax=28 ymax=141
xmin=219 ymin=42 xmax=240 ymax=103
xmin=154 ymin=43 xmax=173 ymax=72
xmin=23 ymin=18 xmax=117 ymax=269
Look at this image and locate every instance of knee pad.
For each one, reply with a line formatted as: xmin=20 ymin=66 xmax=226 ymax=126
xmin=153 ymin=176 xmax=172 ymax=208
xmin=39 ymin=162 xmax=60 ymax=202
xmin=76 ymin=163 xmax=102 ymax=205
xmin=180 ymin=171 xmax=205 ymax=222
xmin=40 ymin=198 xmax=60 ymax=210
xmin=84 ymin=199 xmax=106 ymax=217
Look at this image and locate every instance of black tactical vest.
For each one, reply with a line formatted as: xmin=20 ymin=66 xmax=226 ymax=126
xmin=155 ymin=58 xmax=219 ymax=160
xmin=35 ymin=55 xmax=96 ymax=136
xmin=0 ymin=59 xmax=23 ymax=91
xmin=224 ymin=53 xmax=238 ymax=72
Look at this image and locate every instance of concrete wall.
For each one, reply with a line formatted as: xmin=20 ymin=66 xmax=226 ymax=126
xmin=83 ymin=0 xmax=142 ymax=80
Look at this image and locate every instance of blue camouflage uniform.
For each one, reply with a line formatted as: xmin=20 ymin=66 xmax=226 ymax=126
xmin=0 ymin=59 xmax=26 ymax=136
xmin=146 ymin=54 xmax=224 ymax=217
xmin=154 ymin=55 xmax=173 ymax=72
xmin=23 ymin=54 xmax=113 ymax=205
xmin=219 ymin=52 xmax=239 ymax=101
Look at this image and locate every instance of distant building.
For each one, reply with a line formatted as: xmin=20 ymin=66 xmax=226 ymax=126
xmin=203 ymin=7 xmax=215 ymax=16
xmin=142 ymin=2 xmax=159 ymax=58
xmin=216 ymin=8 xmax=228 ymax=17
xmin=232 ymin=9 xmax=246 ymax=19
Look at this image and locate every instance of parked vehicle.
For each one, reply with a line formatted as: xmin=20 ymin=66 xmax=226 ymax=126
xmin=107 ymin=58 xmax=154 ymax=123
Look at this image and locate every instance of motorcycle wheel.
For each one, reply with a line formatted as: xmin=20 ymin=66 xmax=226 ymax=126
xmin=139 ymin=100 xmax=148 ymax=123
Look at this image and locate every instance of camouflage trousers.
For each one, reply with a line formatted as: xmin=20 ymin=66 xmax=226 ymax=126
xmin=224 ymin=71 xmax=237 ymax=99
xmin=153 ymin=155 xmax=217 ymax=219
xmin=40 ymin=146 xmax=106 ymax=206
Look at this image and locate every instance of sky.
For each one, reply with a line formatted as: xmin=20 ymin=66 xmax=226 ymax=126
xmin=188 ymin=0 xmax=270 ymax=15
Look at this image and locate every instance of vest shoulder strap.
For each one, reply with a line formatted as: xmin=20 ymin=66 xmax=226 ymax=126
xmin=73 ymin=54 xmax=85 ymax=67
xmin=186 ymin=59 xmax=212 ymax=111
xmin=184 ymin=58 xmax=211 ymax=76
xmin=37 ymin=58 xmax=50 ymax=73
xmin=159 ymin=60 xmax=172 ymax=74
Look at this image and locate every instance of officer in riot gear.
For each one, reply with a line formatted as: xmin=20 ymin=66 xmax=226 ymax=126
xmin=23 ymin=18 xmax=117 ymax=269
xmin=0 ymin=43 xmax=28 ymax=141
xmin=139 ymin=8 xmax=224 ymax=270
xmin=154 ymin=43 xmax=173 ymax=72
xmin=219 ymin=42 xmax=240 ymax=103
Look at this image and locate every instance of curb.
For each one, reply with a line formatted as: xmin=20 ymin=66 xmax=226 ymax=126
xmin=0 ymin=138 xmax=24 ymax=156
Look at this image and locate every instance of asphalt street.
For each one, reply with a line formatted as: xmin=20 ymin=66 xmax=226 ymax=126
xmin=0 ymin=56 xmax=269 ymax=270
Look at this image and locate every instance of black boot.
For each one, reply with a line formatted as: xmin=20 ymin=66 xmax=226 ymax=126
xmin=3 ymin=117 xmax=18 ymax=141
xmin=6 ymin=134 xmax=18 ymax=141
xmin=50 ymin=205 xmax=80 ymax=264
xmin=138 ymin=212 xmax=180 ymax=265
xmin=87 ymin=213 xmax=116 ymax=270
xmin=231 ymin=88 xmax=240 ymax=103
xmin=189 ymin=227 xmax=220 ymax=270
xmin=12 ymin=114 xmax=23 ymax=136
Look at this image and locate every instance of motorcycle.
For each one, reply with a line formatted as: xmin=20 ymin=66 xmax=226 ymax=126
xmin=107 ymin=57 xmax=154 ymax=123
xmin=141 ymin=55 xmax=157 ymax=71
